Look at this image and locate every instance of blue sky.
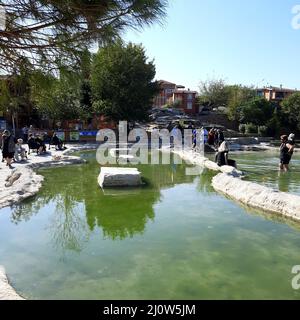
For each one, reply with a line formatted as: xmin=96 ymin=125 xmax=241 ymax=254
xmin=124 ymin=0 xmax=300 ymax=91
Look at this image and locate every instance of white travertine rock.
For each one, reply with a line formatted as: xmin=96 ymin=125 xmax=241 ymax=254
xmin=219 ymin=165 xmax=243 ymax=177
xmin=203 ymin=159 xmax=221 ymax=172
xmin=0 ymin=266 xmax=24 ymax=300
xmin=0 ymin=167 xmax=44 ymax=209
xmin=0 ymin=145 xmax=88 ymax=210
xmin=4 ymin=171 xmax=22 ymax=187
xmin=99 ymin=167 xmax=142 ymax=188
xmin=172 ymin=150 xmax=243 ymax=177
xmin=212 ymin=173 xmax=300 ymax=220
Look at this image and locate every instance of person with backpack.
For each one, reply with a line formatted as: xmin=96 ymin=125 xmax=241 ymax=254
xmin=280 ymin=135 xmax=294 ymax=172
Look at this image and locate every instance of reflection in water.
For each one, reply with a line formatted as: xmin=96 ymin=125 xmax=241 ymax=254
xmin=10 ymin=153 xmax=198 ymax=248
xmin=277 ymin=171 xmax=290 ymax=193
xmin=196 ymin=170 xmax=216 ymax=194
xmin=48 ymin=196 xmax=90 ymax=252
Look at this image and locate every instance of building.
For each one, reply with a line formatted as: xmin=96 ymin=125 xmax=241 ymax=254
xmin=153 ymin=80 xmax=184 ymax=108
xmin=257 ymin=86 xmax=299 ymax=103
xmin=153 ymin=80 xmax=199 ymax=114
xmin=172 ymin=89 xmax=198 ymax=114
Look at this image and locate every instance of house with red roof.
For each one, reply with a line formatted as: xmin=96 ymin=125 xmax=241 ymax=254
xmin=153 ymin=80 xmax=199 ymax=114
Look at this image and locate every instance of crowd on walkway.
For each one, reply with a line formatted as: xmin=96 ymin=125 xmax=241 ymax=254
xmin=0 ymin=126 xmax=66 ymax=169
xmin=1 ymin=123 xmax=297 ymax=172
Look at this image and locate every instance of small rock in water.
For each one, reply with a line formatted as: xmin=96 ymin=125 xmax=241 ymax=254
xmin=98 ymin=167 xmax=142 ymax=188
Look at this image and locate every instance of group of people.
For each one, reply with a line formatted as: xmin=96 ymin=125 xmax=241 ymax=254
xmin=190 ymin=125 xmax=235 ymax=167
xmin=208 ymin=128 xmax=296 ymax=171
xmin=0 ymin=128 xmax=65 ymax=169
xmin=27 ymin=133 xmax=48 ymax=155
xmin=211 ymin=130 xmax=297 ymax=171
xmin=209 ymin=129 xmax=236 ymax=168
xmin=207 ymin=128 xmax=225 ymax=150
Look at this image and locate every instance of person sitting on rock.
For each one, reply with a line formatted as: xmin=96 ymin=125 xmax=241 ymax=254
xmin=35 ymin=135 xmax=47 ymax=155
xmin=50 ymin=133 xmax=65 ymax=151
xmin=27 ymin=134 xmax=38 ymax=154
xmin=14 ymin=138 xmax=28 ymax=162
xmin=215 ymin=140 xmax=236 ymax=168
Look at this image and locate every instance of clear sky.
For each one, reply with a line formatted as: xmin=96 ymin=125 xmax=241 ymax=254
xmin=124 ymin=0 xmax=300 ymax=91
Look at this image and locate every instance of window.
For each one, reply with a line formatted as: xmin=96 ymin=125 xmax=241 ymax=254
xmin=188 ymin=93 xmax=193 ymax=100
xmin=275 ymin=92 xmax=284 ymax=99
xmin=165 ymin=88 xmax=174 ymax=94
xmin=187 ymin=102 xmax=193 ymax=110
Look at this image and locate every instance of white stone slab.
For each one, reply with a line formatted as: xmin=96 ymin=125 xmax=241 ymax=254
xmin=98 ymin=167 xmax=142 ymax=188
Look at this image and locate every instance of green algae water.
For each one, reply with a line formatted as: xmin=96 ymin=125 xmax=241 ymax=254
xmin=1 ymin=151 xmax=300 ymax=299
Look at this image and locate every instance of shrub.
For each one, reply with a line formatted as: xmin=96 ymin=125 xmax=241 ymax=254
xmin=239 ymin=124 xmax=246 ymax=134
xmin=245 ymin=123 xmax=258 ymax=134
xmin=258 ymin=125 xmax=268 ymax=137
xmin=266 ymin=115 xmax=281 ymax=136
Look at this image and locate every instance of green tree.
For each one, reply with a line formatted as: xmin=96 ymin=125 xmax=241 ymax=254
xmin=226 ymin=85 xmax=256 ymax=120
xmin=30 ymin=49 xmax=95 ymax=124
xmin=78 ymin=50 xmax=93 ymax=118
xmin=281 ymin=92 xmax=300 ymax=131
xmin=30 ymin=69 xmax=82 ymax=123
xmin=0 ymin=63 xmax=33 ymax=130
xmin=238 ymin=97 xmax=274 ymax=125
xmin=265 ymin=108 xmax=282 ymax=136
xmin=198 ymin=78 xmax=229 ymax=109
xmin=79 ymin=79 xmax=93 ymax=117
xmin=91 ymin=41 xmax=158 ymax=122
xmin=0 ymin=0 xmax=167 ymax=73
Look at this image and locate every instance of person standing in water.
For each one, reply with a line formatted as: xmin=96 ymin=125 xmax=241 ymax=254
xmin=279 ymin=135 xmax=294 ymax=172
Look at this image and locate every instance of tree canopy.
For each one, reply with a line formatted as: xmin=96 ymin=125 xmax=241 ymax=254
xmin=30 ymin=69 xmax=82 ymax=122
xmin=198 ymin=78 xmax=229 ymax=109
xmin=91 ymin=41 xmax=158 ymax=122
xmin=226 ymin=84 xmax=256 ymax=120
xmin=0 ymin=0 xmax=167 ymax=73
xmin=281 ymin=92 xmax=300 ymax=132
xmin=198 ymin=79 xmax=256 ymax=119
xmin=238 ymin=97 xmax=274 ymax=126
